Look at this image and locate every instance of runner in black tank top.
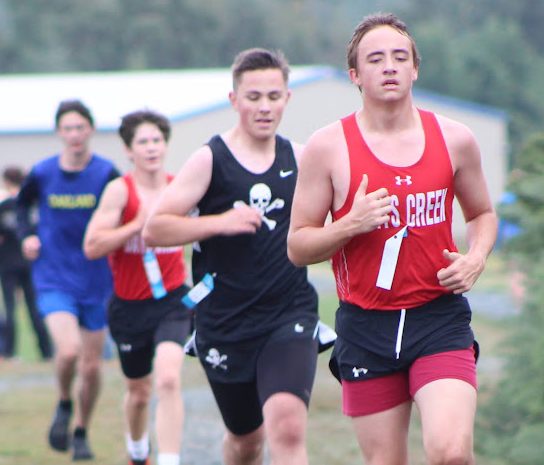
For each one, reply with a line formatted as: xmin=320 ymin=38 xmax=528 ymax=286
xmin=144 ymin=48 xmax=330 ymax=465
xmin=193 ymin=134 xmax=317 ymax=342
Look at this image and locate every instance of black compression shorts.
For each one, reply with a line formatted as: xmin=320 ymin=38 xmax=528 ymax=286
xmin=198 ymin=315 xmax=319 ymax=435
xmin=108 ymin=285 xmax=193 ymax=378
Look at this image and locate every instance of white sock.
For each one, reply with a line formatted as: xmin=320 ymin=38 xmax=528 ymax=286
xmin=125 ymin=432 xmax=150 ymax=460
xmin=157 ymin=453 xmax=180 ymax=465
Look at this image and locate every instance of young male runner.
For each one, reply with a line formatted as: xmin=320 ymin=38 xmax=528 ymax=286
xmin=144 ymin=48 xmax=322 ymax=465
xmin=16 ymin=99 xmax=119 ymax=460
xmin=287 ymin=13 xmax=497 ymax=465
xmin=84 ymin=110 xmax=191 ymax=465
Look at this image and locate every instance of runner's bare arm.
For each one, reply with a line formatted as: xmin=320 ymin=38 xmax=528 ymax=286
xmin=436 ymin=117 xmax=498 ymax=293
xmin=288 ymin=125 xmax=392 ymax=266
xmin=83 ymin=178 xmax=137 ymax=259
xmin=143 ymin=145 xmax=262 ymax=247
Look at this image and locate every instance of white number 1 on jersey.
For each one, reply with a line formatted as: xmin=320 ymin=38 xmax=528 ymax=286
xmin=376 ymin=226 xmax=408 ymax=290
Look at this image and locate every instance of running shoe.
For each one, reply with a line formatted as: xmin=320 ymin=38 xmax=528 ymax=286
xmin=129 ymin=458 xmax=150 ymax=465
xmin=48 ymin=401 xmax=72 ymax=451
xmin=72 ymin=433 xmax=94 ymax=461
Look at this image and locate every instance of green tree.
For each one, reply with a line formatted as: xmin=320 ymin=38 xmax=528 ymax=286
xmin=413 ymin=15 xmax=544 ymax=162
xmin=478 ymin=134 xmax=544 ymax=465
xmin=1 ymin=0 xmax=544 ymax=161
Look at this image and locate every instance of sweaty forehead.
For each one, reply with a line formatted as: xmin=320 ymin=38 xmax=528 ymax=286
xmin=58 ymin=111 xmax=89 ymax=126
xmin=134 ymin=121 xmax=160 ymax=135
xmin=237 ymin=68 xmax=287 ymax=91
xmin=359 ymin=25 xmax=412 ymax=54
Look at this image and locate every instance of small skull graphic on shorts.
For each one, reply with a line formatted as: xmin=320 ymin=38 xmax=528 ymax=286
xmin=205 ymin=348 xmax=228 ymax=370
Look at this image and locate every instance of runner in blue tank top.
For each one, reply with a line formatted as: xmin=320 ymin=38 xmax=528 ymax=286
xmin=16 ymin=100 xmax=119 ymax=461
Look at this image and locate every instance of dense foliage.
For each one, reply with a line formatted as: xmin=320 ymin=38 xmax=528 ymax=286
xmin=479 ymin=134 xmax=544 ymax=464
xmin=1 ymin=0 xmax=544 ymax=158
xmin=1 ymin=0 xmax=543 ymax=461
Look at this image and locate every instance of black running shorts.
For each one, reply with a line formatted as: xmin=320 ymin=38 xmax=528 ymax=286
xmin=108 ymin=285 xmax=193 ymax=378
xmin=329 ymin=293 xmax=476 ymax=383
xmin=197 ymin=315 xmax=319 ymax=435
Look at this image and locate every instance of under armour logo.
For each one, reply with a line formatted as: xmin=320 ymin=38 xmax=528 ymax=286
xmin=395 ymin=175 xmax=412 ymax=185
xmin=352 ymin=366 xmax=368 ymax=378
xmin=119 ymin=343 xmax=132 ymax=352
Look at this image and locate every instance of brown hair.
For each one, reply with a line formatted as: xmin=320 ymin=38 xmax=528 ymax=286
xmin=55 ymin=99 xmax=94 ymax=128
xmin=347 ymin=12 xmax=421 ymax=70
xmin=118 ymin=109 xmax=171 ymax=147
xmin=231 ymin=48 xmax=290 ymax=89
xmin=2 ymin=166 xmax=25 ymax=186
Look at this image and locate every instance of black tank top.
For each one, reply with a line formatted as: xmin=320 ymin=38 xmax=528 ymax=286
xmin=192 ymin=134 xmax=317 ymax=342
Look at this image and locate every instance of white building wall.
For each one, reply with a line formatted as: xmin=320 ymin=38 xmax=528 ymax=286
xmin=0 ymin=75 xmax=507 ymax=241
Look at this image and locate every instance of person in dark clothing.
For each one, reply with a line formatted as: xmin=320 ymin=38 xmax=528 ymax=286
xmin=0 ymin=166 xmax=52 ymax=359
xmin=144 ymin=48 xmax=325 ymax=465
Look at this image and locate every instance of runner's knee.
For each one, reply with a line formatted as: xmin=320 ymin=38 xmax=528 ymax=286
xmin=155 ymin=370 xmax=180 ymax=395
xmin=268 ymin=414 xmax=305 ymax=449
xmin=56 ymin=344 xmax=79 ymax=366
xmin=127 ymin=381 xmax=152 ymax=408
xmin=264 ymin=395 xmax=306 ymax=448
xmin=225 ymin=429 xmax=264 ymax=463
xmin=425 ymin=436 xmax=473 ymax=465
xmin=79 ymin=354 xmax=102 ymax=381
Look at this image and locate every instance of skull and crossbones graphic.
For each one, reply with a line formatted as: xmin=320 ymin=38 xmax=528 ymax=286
xmin=205 ymin=348 xmax=228 ymax=370
xmin=233 ymin=183 xmax=284 ymax=230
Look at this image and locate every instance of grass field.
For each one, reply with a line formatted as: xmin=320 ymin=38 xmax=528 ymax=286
xmin=0 ymin=256 xmax=514 ymax=465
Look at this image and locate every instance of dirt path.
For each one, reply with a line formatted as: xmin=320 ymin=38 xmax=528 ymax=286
xmin=179 ymin=387 xmax=224 ymax=465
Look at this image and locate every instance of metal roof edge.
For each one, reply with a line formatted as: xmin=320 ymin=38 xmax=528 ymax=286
xmin=413 ymin=87 xmax=508 ymax=122
xmin=0 ymin=66 xmax=508 ymax=134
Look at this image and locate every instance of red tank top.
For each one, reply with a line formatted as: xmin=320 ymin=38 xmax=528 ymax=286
xmin=109 ymin=174 xmax=186 ymax=300
xmin=331 ymin=109 xmax=457 ymax=310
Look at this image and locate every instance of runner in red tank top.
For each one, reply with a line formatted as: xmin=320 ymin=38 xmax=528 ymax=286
xmin=109 ymin=173 xmax=185 ymax=300
xmin=333 ymin=109 xmax=457 ymax=310
xmin=84 ymin=110 xmax=191 ymax=465
xmin=287 ymin=12 xmax=497 ymax=465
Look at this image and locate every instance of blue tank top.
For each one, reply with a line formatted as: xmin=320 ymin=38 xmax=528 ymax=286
xmin=192 ymin=135 xmax=317 ymax=342
xmin=18 ymin=154 xmax=118 ymax=303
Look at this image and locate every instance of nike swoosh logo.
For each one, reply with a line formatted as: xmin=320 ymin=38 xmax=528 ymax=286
xmin=279 ymin=170 xmax=294 ymax=178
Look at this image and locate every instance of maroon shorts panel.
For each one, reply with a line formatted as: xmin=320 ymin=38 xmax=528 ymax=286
xmin=409 ymin=346 xmax=477 ymax=397
xmin=342 ymin=371 xmax=410 ymax=416
xmin=342 ymin=347 xmax=476 ymax=417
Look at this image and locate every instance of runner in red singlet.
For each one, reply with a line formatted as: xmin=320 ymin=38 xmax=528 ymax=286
xmin=84 ymin=110 xmax=191 ymax=465
xmin=287 ymin=12 xmax=497 ymax=465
